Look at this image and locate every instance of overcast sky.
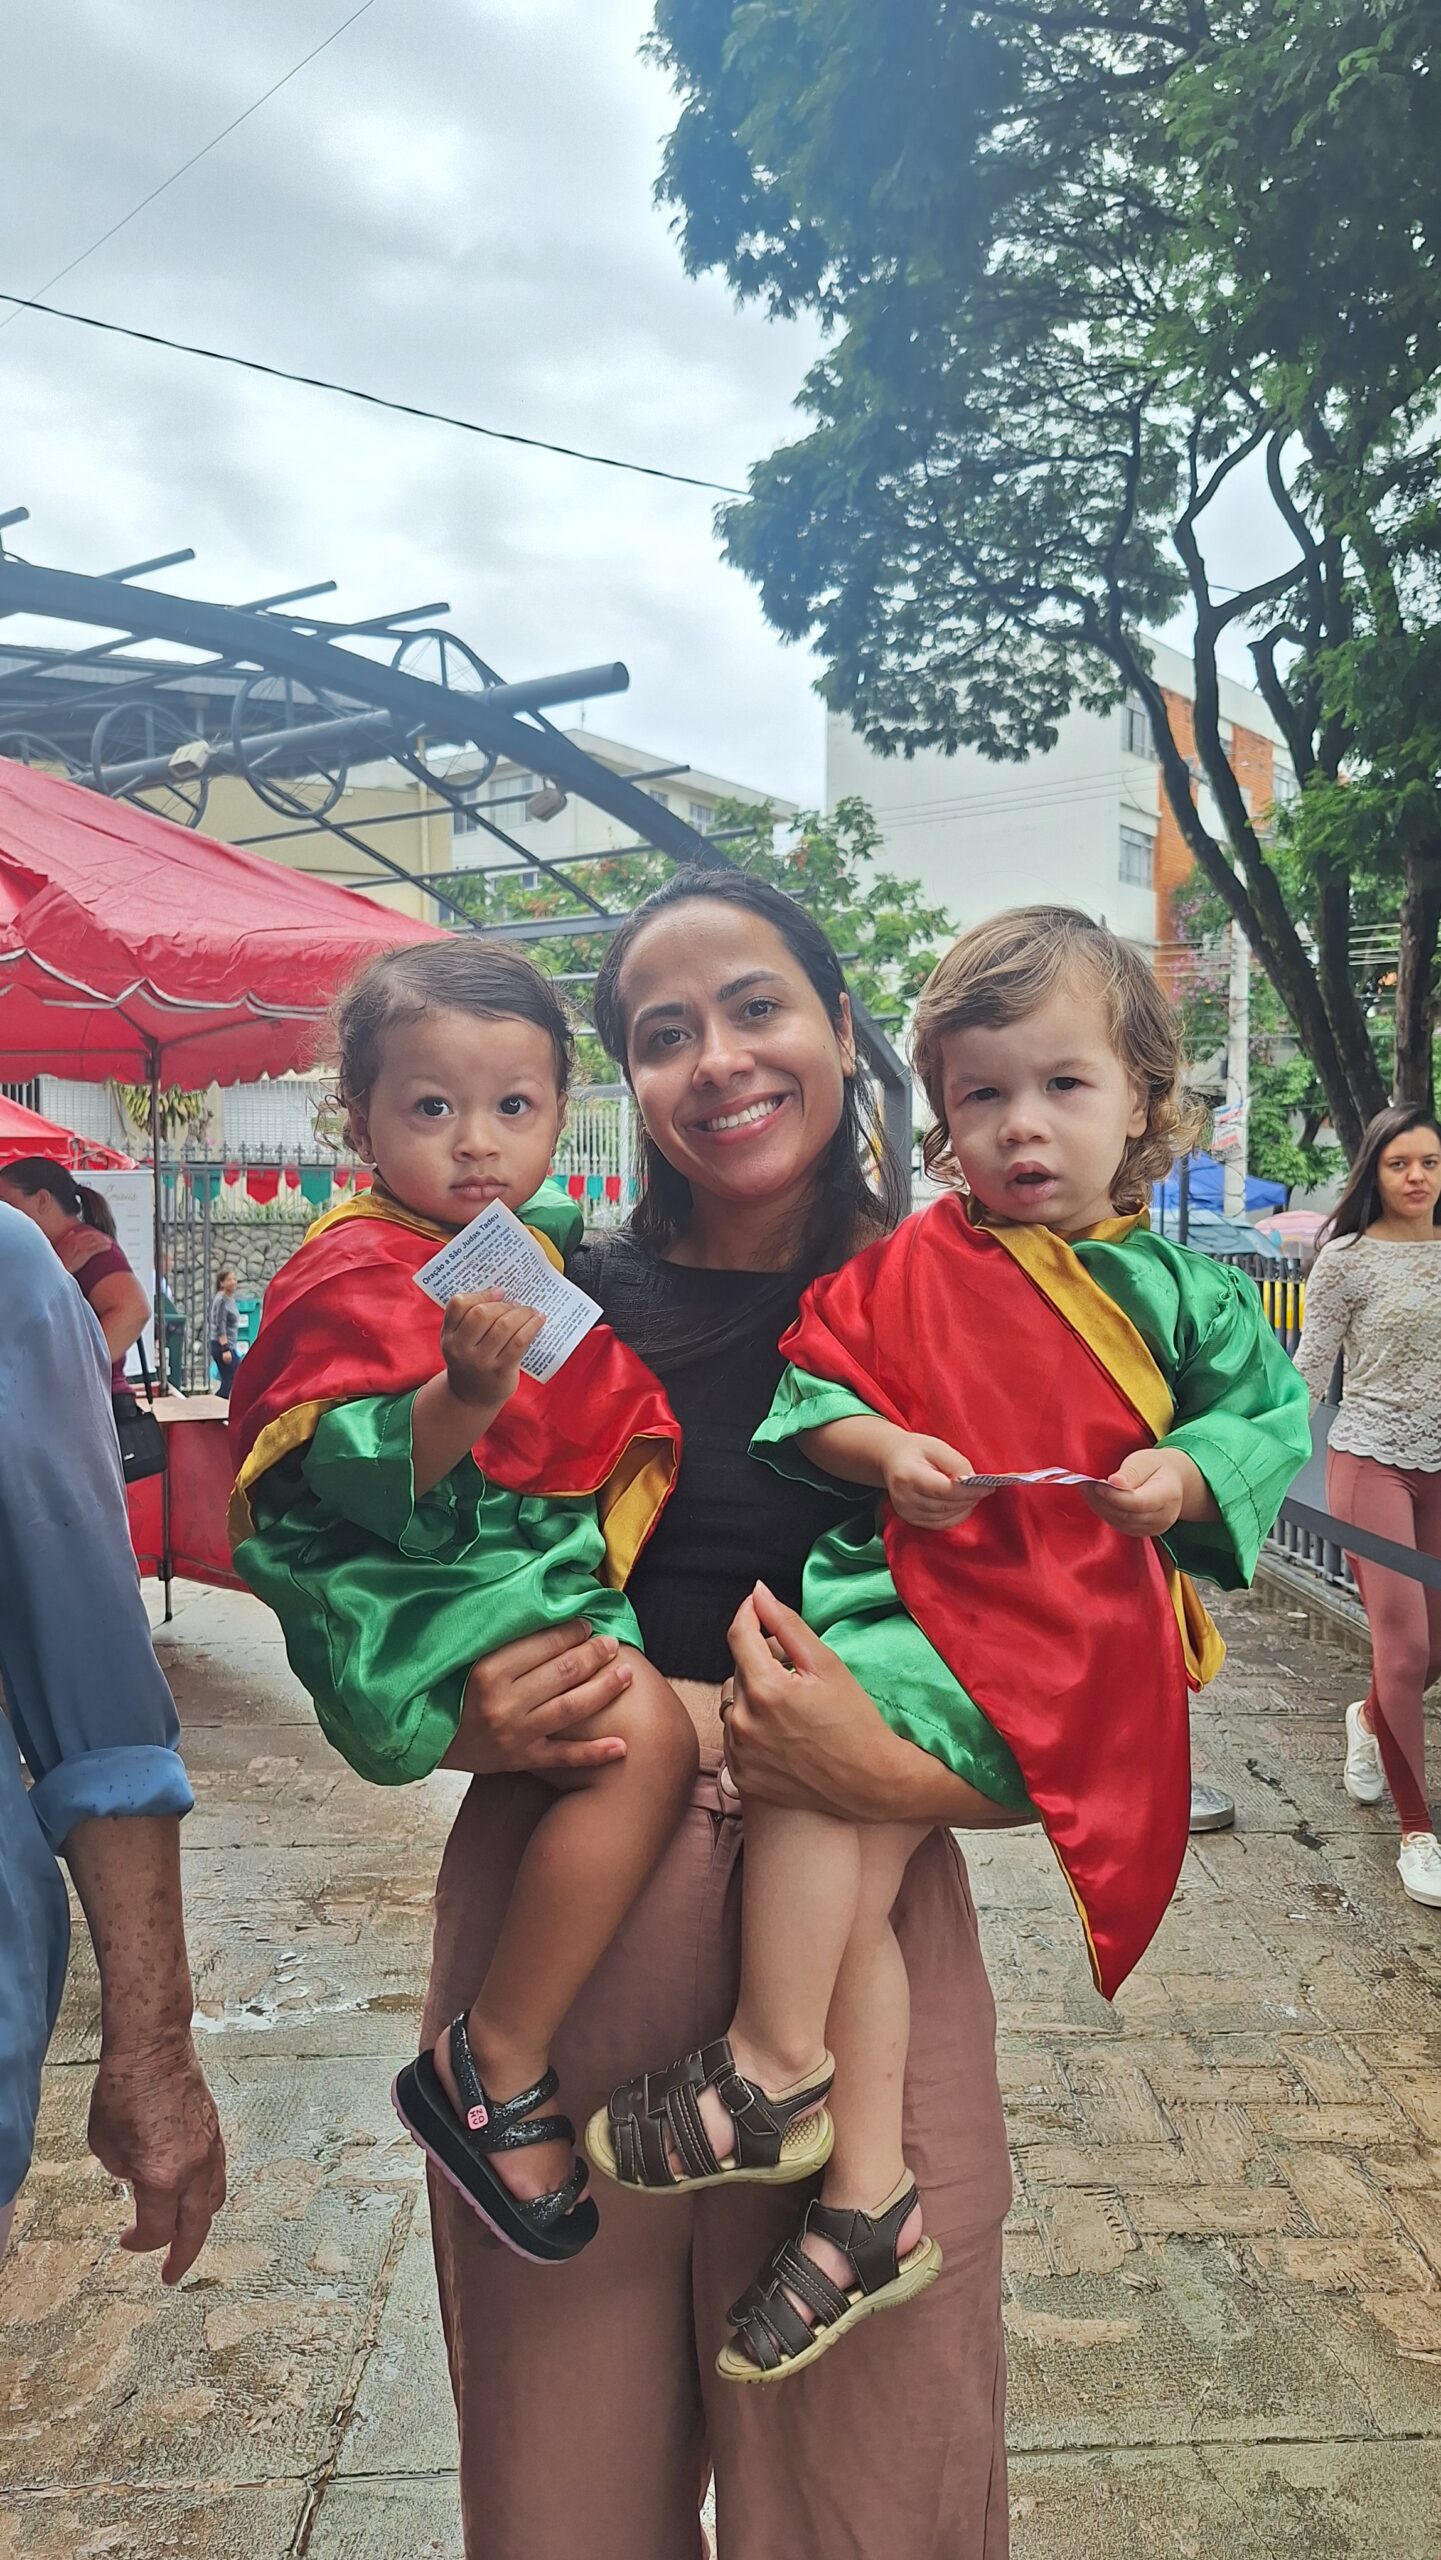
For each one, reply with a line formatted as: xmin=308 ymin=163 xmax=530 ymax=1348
xmin=3 ymin=2 xmax=1286 ymax=820
xmin=2 ymin=0 xmax=831 ymax=803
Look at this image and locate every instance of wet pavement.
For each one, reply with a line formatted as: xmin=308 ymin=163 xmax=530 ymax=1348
xmin=2 ymin=1573 xmax=1440 ymax=2556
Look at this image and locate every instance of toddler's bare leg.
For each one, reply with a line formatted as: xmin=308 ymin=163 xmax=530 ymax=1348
xmin=435 ymin=1653 xmax=696 ymax=2198
xmin=817 ymin=1819 xmax=930 ymax=2247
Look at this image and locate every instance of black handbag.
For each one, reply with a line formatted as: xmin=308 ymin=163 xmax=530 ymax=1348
xmin=112 ymin=1335 xmax=168 ymax=1485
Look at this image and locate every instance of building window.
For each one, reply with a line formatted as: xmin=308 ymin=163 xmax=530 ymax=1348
xmin=1272 ymin=762 xmax=1300 ymax=807
xmin=645 ymin=787 xmax=670 ymax=809
xmin=687 ymin=798 xmax=714 ymax=831
xmin=1118 ymin=825 xmax=1155 ymax=888
xmin=1121 ymin=694 xmax=1155 ymax=759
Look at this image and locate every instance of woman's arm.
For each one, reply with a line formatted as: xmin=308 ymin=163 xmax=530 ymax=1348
xmin=724 ymin=1582 xmax=1035 ymax=1828
xmin=85 ymin=1268 xmax=151 ymax=1367
xmin=1293 ymin=1242 xmax=1352 ymax=1400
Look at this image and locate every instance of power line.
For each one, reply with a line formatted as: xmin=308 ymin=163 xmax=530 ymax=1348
xmin=0 ymin=1 xmax=382 ymax=337
xmin=0 ymin=290 xmax=748 ymax=497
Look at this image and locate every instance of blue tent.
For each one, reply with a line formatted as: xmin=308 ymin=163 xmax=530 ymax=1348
xmin=1152 ymin=1150 xmax=1285 ymax=1217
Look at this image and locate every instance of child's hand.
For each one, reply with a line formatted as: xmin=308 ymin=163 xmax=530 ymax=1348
xmin=1083 ymin=1447 xmax=1200 ymax=1538
xmin=440 ymin=1290 xmax=544 ymax=1413
xmin=883 ymin=1433 xmax=992 ymax=1529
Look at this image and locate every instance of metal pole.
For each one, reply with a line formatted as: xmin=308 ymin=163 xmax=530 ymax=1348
xmin=1177 ymin=1150 xmax=1191 ymax=1246
xmin=148 ymin=1049 xmax=174 ymax=1622
xmin=1223 ymin=920 xmax=1250 ymax=1223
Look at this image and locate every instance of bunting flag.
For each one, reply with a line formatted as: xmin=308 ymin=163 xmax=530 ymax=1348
xmin=333 ymin=1168 xmax=351 ymax=1190
xmin=567 ymin=1173 xmax=586 ymax=1199
xmin=353 ymin=1169 xmax=373 ymax=1193
xmin=283 ymin=1165 xmax=301 ymax=1191
xmin=223 ymin=1162 xmax=242 ymax=1188
xmin=299 ymin=1167 xmax=333 ymax=1207
xmin=604 ymin=1175 xmax=621 ymax=1203
xmin=245 ymin=1168 xmax=280 ymax=1205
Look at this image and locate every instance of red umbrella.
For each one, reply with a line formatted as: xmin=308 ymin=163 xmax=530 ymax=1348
xmin=0 ymin=1090 xmax=134 ymax=1168
xmin=0 ymin=755 xmax=445 ymax=1087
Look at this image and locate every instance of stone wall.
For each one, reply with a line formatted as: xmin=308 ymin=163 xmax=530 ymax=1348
xmin=206 ymin=1215 xmax=311 ymax=1298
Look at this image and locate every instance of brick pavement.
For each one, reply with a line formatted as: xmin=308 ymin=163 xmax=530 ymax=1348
xmin=1 ymin=1575 xmax=1438 ymax=2556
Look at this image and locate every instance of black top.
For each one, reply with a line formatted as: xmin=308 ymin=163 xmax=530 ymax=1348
xmin=571 ymin=1235 xmax=858 ymax=1681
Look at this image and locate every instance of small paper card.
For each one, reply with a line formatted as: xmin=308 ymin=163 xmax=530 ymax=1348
xmin=965 ymin=1466 xmax=1109 ymax=1493
xmin=413 ymin=1201 xmax=601 ymax=1384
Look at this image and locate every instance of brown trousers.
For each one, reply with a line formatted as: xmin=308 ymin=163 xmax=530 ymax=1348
xmin=424 ymin=1763 xmax=1013 ymax=2560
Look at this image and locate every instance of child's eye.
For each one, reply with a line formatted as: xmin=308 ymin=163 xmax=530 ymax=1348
xmin=497 ymin=1094 xmax=534 ymax=1117
xmin=1050 ymin=1076 xmax=1084 ymax=1093
xmin=415 ymin=1096 xmax=452 ymax=1119
xmin=961 ymin=1085 xmax=999 ymax=1105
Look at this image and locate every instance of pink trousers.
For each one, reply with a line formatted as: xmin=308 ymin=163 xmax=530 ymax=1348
xmin=1328 ymin=1449 xmax=1441 ymax=1832
xmin=423 ymin=1762 xmax=1013 ymax=2560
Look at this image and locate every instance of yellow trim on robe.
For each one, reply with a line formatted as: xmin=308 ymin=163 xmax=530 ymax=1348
xmin=227 ymin=1196 xmax=653 ymax=1582
xmin=980 ymin=1209 xmax=1225 ymax=1688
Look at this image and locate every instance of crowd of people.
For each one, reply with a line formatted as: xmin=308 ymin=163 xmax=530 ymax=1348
xmin=1 ymin=877 xmax=1436 ymax=2558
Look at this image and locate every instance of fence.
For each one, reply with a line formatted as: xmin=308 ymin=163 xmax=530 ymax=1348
xmin=1217 ymin=1250 xmax=1356 ymax=1600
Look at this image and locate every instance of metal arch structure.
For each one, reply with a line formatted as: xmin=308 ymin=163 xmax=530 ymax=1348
xmin=0 ymin=513 xmax=914 ymax=1181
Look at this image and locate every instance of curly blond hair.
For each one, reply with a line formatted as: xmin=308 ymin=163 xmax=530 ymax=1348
xmin=911 ymin=906 xmax=1204 ymax=1214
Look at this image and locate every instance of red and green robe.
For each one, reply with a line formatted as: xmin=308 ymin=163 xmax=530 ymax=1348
xmin=752 ymin=1197 xmax=1310 ymax=1997
xmin=228 ymin=1184 xmax=679 ymax=1786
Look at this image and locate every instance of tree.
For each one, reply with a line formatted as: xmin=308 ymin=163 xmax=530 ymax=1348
xmin=447 ymin=798 xmax=955 ymax=1082
xmin=647 ymin=0 xmax=1441 ymax=1151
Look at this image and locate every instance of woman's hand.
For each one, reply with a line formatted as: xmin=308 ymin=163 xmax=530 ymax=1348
xmin=441 ymin=1620 xmax=635 ymax=1777
xmin=724 ymin=1581 xmax=1031 ymax=1829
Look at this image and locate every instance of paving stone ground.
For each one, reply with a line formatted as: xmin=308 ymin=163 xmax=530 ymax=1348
xmin=2 ymin=1574 xmax=1439 ymax=2556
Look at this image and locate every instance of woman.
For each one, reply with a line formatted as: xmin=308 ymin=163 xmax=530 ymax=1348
xmin=0 ymin=1156 xmax=151 ymax=1392
xmin=208 ymin=1265 xmax=241 ymax=1399
xmin=1296 ymin=1105 xmax=1441 ymax=1906
xmin=422 ymin=871 xmax=1025 ymax=2559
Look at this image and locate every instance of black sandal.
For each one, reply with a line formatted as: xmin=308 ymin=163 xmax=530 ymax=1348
xmin=717 ymin=2180 xmax=942 ymax=2382
xmin=585 ymin=2036 xmax=834 ymax=2194
xmin=393 ymin=2017 xmax=598 ymax=2264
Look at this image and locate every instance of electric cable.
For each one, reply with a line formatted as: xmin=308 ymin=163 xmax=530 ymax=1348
xmin=0 ymin=290 xmax=748 ymax=497
xmin=0 ymin=1 xmax=382 ymax=334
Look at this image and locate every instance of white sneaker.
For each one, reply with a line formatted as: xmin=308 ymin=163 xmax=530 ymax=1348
xmin=1343 ymin=1700 xmax=1386 ymax=1805
xmin=1397 ymin=1833 xmax=1441 ymax=1908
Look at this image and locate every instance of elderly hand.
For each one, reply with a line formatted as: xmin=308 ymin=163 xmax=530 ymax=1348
xmin=88 ymin=2029 xmax=226 ymax=2285
xmin=442 ymin=1620 xmax=635 ymax=1778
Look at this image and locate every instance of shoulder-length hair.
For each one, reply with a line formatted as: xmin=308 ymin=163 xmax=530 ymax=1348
xmin=1320 ymin=1103 xmax=1441 ymax=1245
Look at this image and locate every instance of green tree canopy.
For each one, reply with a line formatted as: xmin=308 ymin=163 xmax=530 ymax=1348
xmin=448 ymin=797 xmax=954 ymax=1086
xmin=648 ymin=0 xmax=1441 ymax=1152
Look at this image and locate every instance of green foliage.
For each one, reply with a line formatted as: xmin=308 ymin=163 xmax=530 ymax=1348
xmin=445 ymin=799 xmax=954 ymax=1082
xmin=1171 ymin=878 xmax=1341 ymax=1195
xmin=647 ymin=0 xmax=1441 ymax=1151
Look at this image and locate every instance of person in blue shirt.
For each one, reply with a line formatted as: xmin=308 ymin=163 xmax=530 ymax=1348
xmin=0 ymin=1203 xmax=225 ymax=2274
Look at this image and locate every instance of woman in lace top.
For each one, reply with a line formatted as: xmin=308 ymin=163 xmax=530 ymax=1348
xmin=1295 ymin=1106 xmax=1441 ymax=1905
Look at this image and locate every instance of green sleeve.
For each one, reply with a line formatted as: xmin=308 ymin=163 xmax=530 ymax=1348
xmin=301 ymin=1391 xmax=491 ymax=1561
xmin=1159 ymin=1261 xmax=1311 ymax=1587
xmin=519 ymin=1180 xmax=584 ymax=1260
xmin=750 ymin=1365 xmax=885 ymax=1494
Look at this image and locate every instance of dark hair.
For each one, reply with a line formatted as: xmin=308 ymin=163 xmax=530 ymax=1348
xmin=0 ymin=1155 xmax=115 ymax=1235
xmin=330 ymin=939 xmax=575 ymax=1109
xmin=591 ymin=868 xmax=905 ymax=1358
xmin=215 ymin=1265 xmax=237 ymax=1288
xmin=1320 ymin=1104 xmax=1441 ymax=1245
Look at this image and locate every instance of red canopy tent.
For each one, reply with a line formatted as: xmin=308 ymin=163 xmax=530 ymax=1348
xmin=0 ymin=755 xmax=445 ymax=1086
xmin=0 ymin=1090 xmax=133 ymax=1169
xmin=0 ymin=754 xmax=449 ymax=1605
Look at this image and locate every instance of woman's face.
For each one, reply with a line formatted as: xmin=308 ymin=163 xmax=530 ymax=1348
xmin=1375 ymin=1124 xmax=1441 ymax=1224
xmin=616 ymin=902 xmax=855 ymax=1214
xmin=0 ymin=1178 xmax=68 ymax=1243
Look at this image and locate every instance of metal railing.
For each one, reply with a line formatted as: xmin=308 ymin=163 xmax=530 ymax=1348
xmin=1216 ymin=1250 xmax=1356 ymax=1598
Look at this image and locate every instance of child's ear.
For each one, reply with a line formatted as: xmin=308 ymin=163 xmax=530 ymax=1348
xmin=1127 ymin=1080 xmax=1149 ymax=1140
xmin=344 ymin=1100 xmax=374 ymax=1165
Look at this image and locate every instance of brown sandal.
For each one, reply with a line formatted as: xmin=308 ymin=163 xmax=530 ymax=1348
xmin=585 ymin=2036 xmax=834 ymax=2194
xmin=716 ymin=2180 xmax=942 ymax=2383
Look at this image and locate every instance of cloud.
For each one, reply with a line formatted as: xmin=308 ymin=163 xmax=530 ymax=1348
xmin=0 ymin=0 xmax=827 ymax=804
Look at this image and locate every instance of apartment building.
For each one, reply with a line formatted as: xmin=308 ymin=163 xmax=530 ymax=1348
xmin=826 ymin=635 xmax=1295 ymax=952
